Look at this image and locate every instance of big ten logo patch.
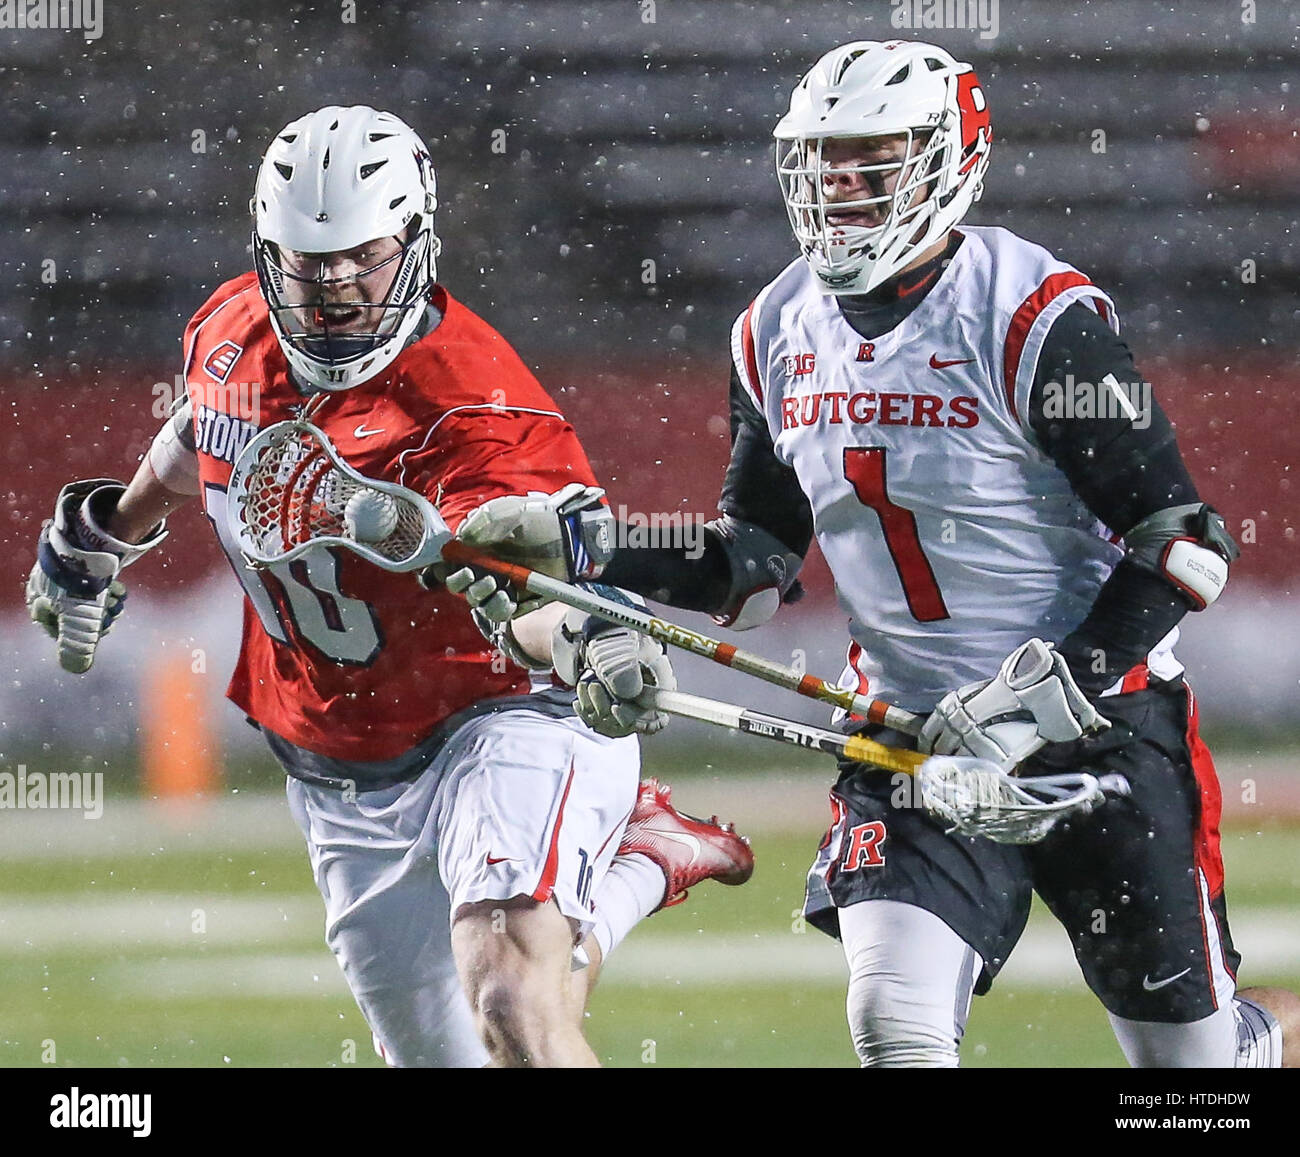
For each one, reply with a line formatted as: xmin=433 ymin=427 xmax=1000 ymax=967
xmin=782 ymin=352 xmax=817 ymax=378
xmin=841 ymin=821 xmax=887 ymax=871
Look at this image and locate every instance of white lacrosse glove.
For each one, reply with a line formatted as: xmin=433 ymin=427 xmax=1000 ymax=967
xmin=26 ymin=479 xmax=167 ymax=673
xmin=423 ymin=482 xmax=615 ymax=619
xmin=918 ymin=638 xmax=1111 ymax=771
xmin=459 ymin=481 xmax=614 ymax=579
xmin=552 ymin=604 xmax=676 ymax=738
xmin=439 ymin=565 xmax=551 ymax=671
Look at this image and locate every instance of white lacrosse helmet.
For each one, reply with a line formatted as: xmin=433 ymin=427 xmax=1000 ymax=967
xmin=774 ymin=40 xmax=992 ymax=295
xmin=251 ymin=106 xmax=442 ymax=391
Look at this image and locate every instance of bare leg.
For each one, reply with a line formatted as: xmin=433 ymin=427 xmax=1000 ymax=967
xmin=1239 ymin=985 xmax=1300 ymax=1068
xmin=568 ymin=935 xmax=604 ymax=1028
xmin=452 ymin=895 xmax=600 ymax=1067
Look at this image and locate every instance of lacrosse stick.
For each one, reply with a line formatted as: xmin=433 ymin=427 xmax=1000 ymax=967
xmin=227 ymin=419 xmax=923 ymax=735
xmin=643 ymin=687 xmax=1131 ymax=845
xmin=439 ymin=539 xmax=924 ymax=735
xmin=228 ymin=419 xmax=453 ymax=570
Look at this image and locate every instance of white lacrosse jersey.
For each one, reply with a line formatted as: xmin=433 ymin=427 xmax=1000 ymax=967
xmin=731 ymin=225 xmax=1180 ymax=712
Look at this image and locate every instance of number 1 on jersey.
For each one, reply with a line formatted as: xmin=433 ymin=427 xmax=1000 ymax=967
xmin=843 ymin=447 xmax=950 ymax=623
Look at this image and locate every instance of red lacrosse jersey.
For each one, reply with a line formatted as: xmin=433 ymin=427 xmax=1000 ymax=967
xmin=180 ymin=273 xmax=599 ymax=760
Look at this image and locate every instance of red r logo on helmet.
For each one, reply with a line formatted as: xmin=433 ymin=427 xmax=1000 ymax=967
xmin=955 ymin=71 xmax=992 ymax=172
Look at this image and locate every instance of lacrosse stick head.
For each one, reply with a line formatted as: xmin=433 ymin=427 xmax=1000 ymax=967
xmin=228 ymin=419 xmax=450 ymax=571
xmin=917 ymin=757 xmax=1128 ymax=845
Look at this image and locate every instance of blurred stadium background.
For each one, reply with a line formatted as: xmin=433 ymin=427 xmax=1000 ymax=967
xmin=0 ymin=0 xmax=1296 ymax=1067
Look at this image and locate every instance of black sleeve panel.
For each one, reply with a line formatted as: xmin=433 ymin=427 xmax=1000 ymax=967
xmin=600 ymin=366 xmax=813 ymax=612
xmin=1028 ymin=302 xmax=1198 ymax=537
xmin=1029 ymin=304 xmax=1208 ymax=693
xmin=599 ymin=533 xmax=731 ymax=612
xmin=719 ymin=365 xmax=815 ymax=557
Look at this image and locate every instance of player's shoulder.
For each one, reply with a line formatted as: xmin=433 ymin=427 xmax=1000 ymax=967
xmin=958 ymin=226 xmax=1101 ymax=300
xmin=392 ymin=286 xmax=564 ymax=416
xmin=181 ymin=271 xmax=273 ymax=373
xmin=183 ymin=271 xmax=266 ymax=335
xmin=739 ymin=256 xmax=820 ymax=329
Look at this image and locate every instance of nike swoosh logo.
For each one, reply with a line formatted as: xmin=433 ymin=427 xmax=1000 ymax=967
xmin=1141 ymin=968 xmax=1191 ymax=991
xmin=929 ymin=354 xmax=975 ymax=369
xmin=898 ymin=271 xmax=937 ymax=298
xmin=657 ymin=830 xmax=702 ymax=861
xmin=486 ymin=854 xmax=518 ymax=865
xmin=354 ymin=424 xmax=386 ymax=438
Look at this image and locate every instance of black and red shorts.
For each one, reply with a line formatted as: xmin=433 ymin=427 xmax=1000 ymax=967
xmin=803 ymin=676 xmax=1240 ymax=1022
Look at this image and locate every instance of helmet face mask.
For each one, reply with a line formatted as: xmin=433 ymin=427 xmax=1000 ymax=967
xmin=777 ymin=128 xmax=946 ymax=293
xmin=254 ymin=226 xmax=433 ymax=381
xmin=251 ymin=106 xmax=442 ymax=392
xmin=774 ymin=40 xmax=992 ymax=296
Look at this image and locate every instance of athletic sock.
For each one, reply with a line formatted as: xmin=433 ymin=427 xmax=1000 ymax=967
xmin=1235 ymin=997 xmax=1284 ymax=1068
xmin=588 ymin=853 xmax=666 ymax=964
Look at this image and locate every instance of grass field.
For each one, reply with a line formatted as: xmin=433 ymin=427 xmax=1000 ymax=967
xmin=1 ymin=749 xmax=1297 ymax=1069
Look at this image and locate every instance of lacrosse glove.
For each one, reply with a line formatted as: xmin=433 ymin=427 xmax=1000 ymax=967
xmin=26 ymin=479 xmax=167 ymax=673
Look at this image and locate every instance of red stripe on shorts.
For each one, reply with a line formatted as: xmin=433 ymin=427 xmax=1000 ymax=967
xmin=1119 ymin=661 xmax=1150 ymax=694
xmin=532 ymin=760 xmax=576 ymax=903
xmin=1184 ymin=686 xmax=1225 ymax=898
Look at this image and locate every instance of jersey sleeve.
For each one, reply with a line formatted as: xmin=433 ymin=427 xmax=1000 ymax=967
xmin=1028 ymin=302 xmax=1199 ymax=536
xmin=720 ymin=365 xmax=815 ymax=557
xmin=396 ymin=406 xmax=601 ymax=533
xmin=1030 ymin=303 xmax=1211 ymax=694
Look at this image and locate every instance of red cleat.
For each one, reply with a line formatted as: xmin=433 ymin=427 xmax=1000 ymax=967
xmin=618 ymin=778 xmax=755 ymax=911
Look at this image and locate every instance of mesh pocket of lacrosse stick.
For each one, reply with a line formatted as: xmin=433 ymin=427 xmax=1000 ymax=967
xmin=227 ymin=419 xmax=450 ymax=570
xmin=917 ymin=758 xmax=1131 ymax=845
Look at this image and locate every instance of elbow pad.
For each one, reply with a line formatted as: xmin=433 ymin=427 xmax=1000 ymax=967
xmin=1123 ymin=503 xmax=1238 ymax=610
xmin=146 ymin=398 xmax=201 ymax=496
xmin=707 ymin=516 xmax=804 ymax=631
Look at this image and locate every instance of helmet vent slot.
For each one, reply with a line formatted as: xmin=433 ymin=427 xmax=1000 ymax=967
xmin=885 ymin=64 xmax=911 ymax=86
xmin=925 ymin=57 xmax=946 ymax=71
xmin=322 ymin=148 xmax=331 ymax=170
xmin=278 ymin=133 xmax=298 ymax=144
xmin=360 ymin=159 xmax=388 ymax=179
xmin=833 ymin=49 xmax=867 ymax=84
xmin=274 ymin=162 xmax=293 ymax=181
xmin=388 ymin=195 xmax=407 ymax=210
xmin=367 ymin=132 xmax=396 ymax=142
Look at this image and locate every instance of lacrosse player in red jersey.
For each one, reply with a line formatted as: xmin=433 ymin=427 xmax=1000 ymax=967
xmin=25 ymin=105 xmax=753 ymax=1068
xmin=444 ymin=42 xmax=1299 ymax=1068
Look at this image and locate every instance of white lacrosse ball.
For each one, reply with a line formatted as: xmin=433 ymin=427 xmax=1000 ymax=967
xmin=344 ymin=490 xmax=399 ymax=542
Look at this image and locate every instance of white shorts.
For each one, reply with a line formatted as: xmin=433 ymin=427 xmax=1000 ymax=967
xmin=285 ymin=708 xmax=640 ymax=1067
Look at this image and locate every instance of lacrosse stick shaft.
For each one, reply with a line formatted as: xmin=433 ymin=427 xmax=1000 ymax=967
xmin=440 ymin=541 xmax=923 ymax=736
xmin=642 ymin=688 xmax=1131 ymax=846
xmin=639 ymin=689 xmax=927 ymax=777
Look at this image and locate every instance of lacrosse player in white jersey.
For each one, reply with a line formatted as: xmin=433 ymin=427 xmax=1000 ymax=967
xmin=443 ymin=40 xmax=1298 ymax=1068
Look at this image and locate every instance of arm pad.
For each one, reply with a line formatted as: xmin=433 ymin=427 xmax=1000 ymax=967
xmin=1123 ymin=502 xmax=1238 ymax=609
xmin=146 ymin=398 xmax=201 ymax=496
xmin=707 ymin=516 xmax=805 ymax=630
